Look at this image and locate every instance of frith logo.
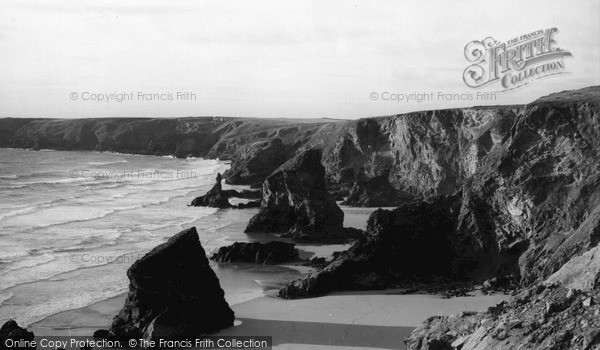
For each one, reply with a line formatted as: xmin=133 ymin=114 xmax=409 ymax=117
xmin=463 ymin=28 xmax=572 ymax=90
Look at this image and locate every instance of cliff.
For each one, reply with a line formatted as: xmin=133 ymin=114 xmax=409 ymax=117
xmin=277 ymin=86 xmax=600 ymax=297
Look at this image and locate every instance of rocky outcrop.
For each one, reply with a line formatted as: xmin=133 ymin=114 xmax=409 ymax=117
xmin=191 ymin=173 xmax=230 ymax=208
xmin=210 ymin=241 xmax=299 ymax=265
xmin=0 ymin=320 xmax=34 ymax=350
xmin=190 ymin=173 xmax=261 ymax=209
xmin=278 ymin=195 xmax=461 ymax=298
xmin=343 ymin=175 xmax=413 ymax=207
xmin=405 ymin=283 xmax=600 ymax=350
xmin=108 ymin=227 xmax=234 ymax=340
xmin=245 ymin=149 xmax=350 ymax=241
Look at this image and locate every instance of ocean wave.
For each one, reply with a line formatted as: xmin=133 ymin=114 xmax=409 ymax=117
xmin=86 ymin=160 xmax=129 ymax=166
xmin=0 ymin=206 xmax=38 ymax=220
xmin=0 ymin=184 xmax=27 ymax=190
xmin=0 ymin=291 xmax=13 ymax=307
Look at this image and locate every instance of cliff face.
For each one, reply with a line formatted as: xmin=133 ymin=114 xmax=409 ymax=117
xmin=276 ymin=87 xmax=600 ymax=296
xmin=304 ymin=107 xmax=519 ymax=198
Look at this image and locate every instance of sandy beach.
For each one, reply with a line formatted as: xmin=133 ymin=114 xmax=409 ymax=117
xmin=218 ymin=290 xmax=509 ymax=350
xmin=31 ymin=287 xmax=508 ymax=350
xmin=28 ymin=206 xmax=509 ymax=349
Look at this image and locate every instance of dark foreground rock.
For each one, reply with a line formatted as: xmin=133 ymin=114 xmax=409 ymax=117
xmin=190 ymin=173 xmax=260 ymax=209
xmin=278 ymin=195 xmax=461 ymax=298
xmin=0 ymin=320 xmax=34 ymax=350
xmin=210 ymin=241 xmax=299 ymax=265
xmin=406 ymin=284 xmax=600 ymax=350
xmin=108 ymin=227 xmax=234 ymax=340
xmin=245 ymin=149 xmax=350 ymax=241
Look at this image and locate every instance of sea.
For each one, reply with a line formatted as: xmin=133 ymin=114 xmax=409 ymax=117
xmin=0 ymin=148 xmax=310 ymax=328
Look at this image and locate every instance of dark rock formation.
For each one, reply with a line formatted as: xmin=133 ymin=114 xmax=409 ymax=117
xmin=210 ymin=241 xmax=299 ymax=265
xmin=245 ymin=149 xmax=349 ymax=241
xmin=190 ymin=173 xmax=231 ymax=208
xmin=108 ymin=227 xmax=234 ymax=340
xmin=190 ymin=173 xmax=261 ymax=209
xmin=0 ymin=320 xmax=34 ymax=350
xmin=343 ymin=176 xmax=413 ymax=207
xmin=405 ymin=284 xmax=600 ymax=350
xmin=278 ymin=195 xmax=461 ymax=298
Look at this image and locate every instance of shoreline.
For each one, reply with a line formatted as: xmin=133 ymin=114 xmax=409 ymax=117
xmin=28 ymin=205 xmax=510 ymax=350
xmin=29 ymin=205 xmax=371 ymax=334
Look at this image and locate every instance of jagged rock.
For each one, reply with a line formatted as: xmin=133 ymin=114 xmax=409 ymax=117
xmin=245 ymin=149 xmax=349 ymax=241
xmin=190 ymin=173 xmax=261 ymax=209
xmin=0 ymin=320 xmax=34 ymax=350
xmin=278 ymin=195 xmax=461 ymax=298
xmin=342 ymin=176 xmax=413 ymax=207
xmin=210 ymin=241 xmax=299 ymax=265
xmin=405 ymin=285 xmax=600 ymax=350
xmin=108 ymin=227 xmax=234 ymax=340
xmin=190 ymin=173 xmax=231 ymax=208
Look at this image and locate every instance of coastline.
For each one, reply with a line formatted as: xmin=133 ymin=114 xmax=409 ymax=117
xmin=28 ymin=205 xmax=372 ymax=335
xmin=29 ymin=204 xmax=509 ymax=350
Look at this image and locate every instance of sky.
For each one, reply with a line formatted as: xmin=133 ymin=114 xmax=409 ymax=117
xmin=0 ymin=0 xmax=598 ymax=119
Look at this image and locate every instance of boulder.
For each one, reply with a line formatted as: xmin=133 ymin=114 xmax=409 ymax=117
xmin=245 ymin=149 xmax=348 ymax=241
xmin=0 ymin=320 xmax=34 ymax=350
xmin=108 ymin=227 xmax=234 ymax=340
xmin=210 ymin=241 xmax=299 ymax=265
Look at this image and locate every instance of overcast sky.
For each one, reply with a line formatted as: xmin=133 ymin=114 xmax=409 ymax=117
xmin=0 ymin=0 xmax=598 ymax=119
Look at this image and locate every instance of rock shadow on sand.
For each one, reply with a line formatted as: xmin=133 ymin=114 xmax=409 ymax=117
xmin=218 ymin=318 xmax=413 ymax=349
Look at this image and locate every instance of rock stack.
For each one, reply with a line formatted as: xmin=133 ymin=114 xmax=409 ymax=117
xmin=245 ymin=149 xmax=352 ymax=241
xmin=107 ymin=227 xmax=234 ymax=340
